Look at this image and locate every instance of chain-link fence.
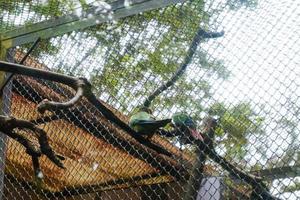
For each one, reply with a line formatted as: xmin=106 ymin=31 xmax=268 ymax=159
xmin=0 ymin=0 xmax=299 ymax=199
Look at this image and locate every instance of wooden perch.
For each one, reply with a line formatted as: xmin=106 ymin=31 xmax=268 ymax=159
xmin=183 ymin=117 xmax=218 ymax=200
xmin=0 ymin=115 xmax=65 ymax=183
xmin=12 ymin=76 xmax=192 ymax=182
xmin=0 ymin=61 xmax=173 ymax=158
xmin=207 ymin=149 xmax=262 ymax=185
xmin=0 ymin=37 xmax=41 ymax=96
xmin=37 ymin=78 xmax=88 ymax=113
xmin=190 ymin=117 xmax=279 ymax=200
xmin=143 ymin=28 xmax=224 ymax=108
xmin=9 ymin=82 xmax=192 ymax=193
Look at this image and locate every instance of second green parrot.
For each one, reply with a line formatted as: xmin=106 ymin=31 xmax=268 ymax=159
xmin=172 ymin=113 xmax=204 ymax=143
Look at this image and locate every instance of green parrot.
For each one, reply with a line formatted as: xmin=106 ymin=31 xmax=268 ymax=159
xmin=129 ymin=107 xmax=171 ymax=138
xmin=172 ymin=113 xmax=203 ymax=143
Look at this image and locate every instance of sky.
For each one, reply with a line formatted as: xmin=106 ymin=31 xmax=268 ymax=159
xmin=204 ymin=0 xmax=299 ymax=107
xmin=200 ymin=0 xmax=299 ymax=198
xmin=214 ymin=0 xmax=299 ymax=156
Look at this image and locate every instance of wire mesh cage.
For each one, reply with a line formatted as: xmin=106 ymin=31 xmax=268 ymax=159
xmin=0 ymin=0 xmax=299 ymax=199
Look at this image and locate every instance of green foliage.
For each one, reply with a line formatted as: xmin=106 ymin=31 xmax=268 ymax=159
xmin=31 ymin=0 xmax=89 ymax=17
xmin=31 ymin=0 xmax=64 ymax=17
xmin=282 ymin=180 xmax=300 ymax=192
xmin=83 ymin=1 xmax=219 ymax=112
xmin=264 ymin=99 xmax=300 ymax=192
xmin=21 ymin=38 xmax=59 ymax=56
xmin=209 ymin=102 xmax=264 ymax=159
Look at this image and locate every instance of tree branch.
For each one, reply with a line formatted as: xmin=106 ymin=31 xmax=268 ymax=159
xmin=143 ymin=29 xmax=224 ymax=108
xmin=86 ymin=94 xmax=174 ymax=157
xmin=0 ymin=115 xmax=65 ymax=183
xmin=0 ymin=37 xmax=41 ymax=96
xmin=0 ymin=61 xmax=79 ymax=87
xmin=0 ymin=62 xmax=279 ymax=198
xmin=194 ymin=117 xmax=279 ymax=200
xmin=183 ymin=117 xmax=217 ymax=200
xmin=37 ymin=78 xmax=88 ymax=113
xmin=25 ymin=106 xmax=188 ymax=180
xmin=0 ymin=61 xmax=173 ymax=157
xmin=207 ymin=149 xmax=262 ymax=185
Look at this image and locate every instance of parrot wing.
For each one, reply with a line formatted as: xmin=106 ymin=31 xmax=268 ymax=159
xmin=135 ymin=119 xmax=171 ymax=127
xmin=130 ymin=119 xmax=171 ymax=135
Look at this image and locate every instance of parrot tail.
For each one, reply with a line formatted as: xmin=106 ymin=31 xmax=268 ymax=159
xmin=154 ymin=118 xmax=172 ymax=127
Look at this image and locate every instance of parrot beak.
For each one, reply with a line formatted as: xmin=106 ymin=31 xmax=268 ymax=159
xmin=188 ymin=128 xmax=204 ymax=141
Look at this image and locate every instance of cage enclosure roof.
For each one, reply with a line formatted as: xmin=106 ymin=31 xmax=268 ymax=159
xmin=4 ymin=51 xmax=214 ymax=194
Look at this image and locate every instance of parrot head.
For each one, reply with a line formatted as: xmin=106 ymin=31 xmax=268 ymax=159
xmin=133 ymin=106 xmax=153 ymax=115
xmin=172 ymin=113 xmax=203 ymax=141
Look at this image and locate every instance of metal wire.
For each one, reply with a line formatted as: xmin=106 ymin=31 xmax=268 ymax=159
xmin=0 ymin=0 xmax=299 ymax=200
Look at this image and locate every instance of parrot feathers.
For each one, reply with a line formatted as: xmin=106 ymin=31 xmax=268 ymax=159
xmin=171 ymin=112 xmax=203 ymax=142
xmin=129 ymin=111 xmax=171 ymax=136
xmin=132 ymin=119 xmax=171 ymax=127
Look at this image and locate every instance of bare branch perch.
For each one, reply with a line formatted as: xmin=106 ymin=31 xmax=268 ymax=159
xmin=0 ymin=61 xmax=79 ymax=87
xmin=8 ymin=130 xmax=42 ymax=176
xmin=37 ymin=78 xmax=89 ymax=113
xmin=0 ymin=37 xmax=41 ymax=96
xmin=0 ymin=62 xmax=279 ymax=199
xmin=143 ymin=29 xmax=224 ymax=108
xmin=207 ymin=148 xmax=262 ymax=185
xmin=193 ymin=117 xmax=279 ymax=200
xmin=183 ymin=117 xmax=218 ymax=200
xmin=0 ymin=61 xmax=173 ymax=157
xmin=0 ymin=115 xmax=65 ymax=182
xmin=182 ymin=116 xmax=278 ymax=200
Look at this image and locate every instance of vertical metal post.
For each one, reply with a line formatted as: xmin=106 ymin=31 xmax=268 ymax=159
xmin=0 ymin=42 xmax=8 ymax=200
xmin=0 ymin=39 xmax=14 ymax=200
